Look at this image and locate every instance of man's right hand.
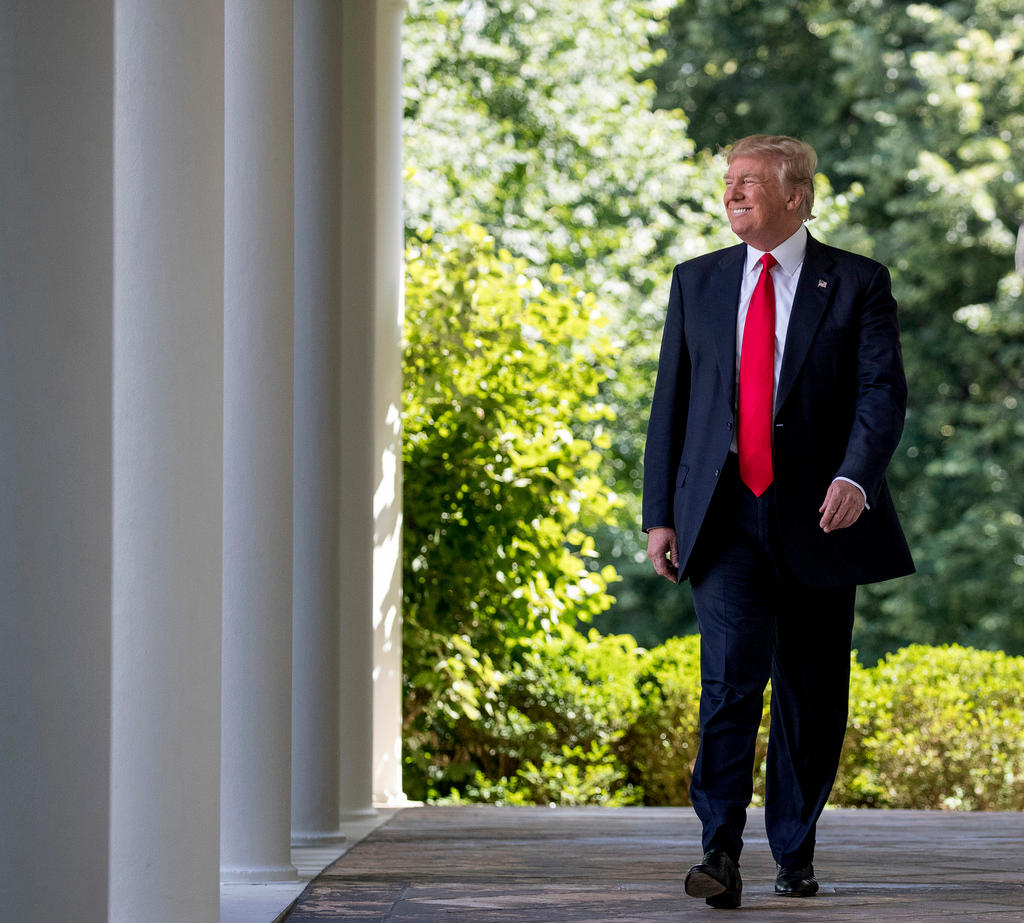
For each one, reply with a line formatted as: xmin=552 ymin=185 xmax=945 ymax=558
xmin=646 ymin=527 xmax=679 ymax=581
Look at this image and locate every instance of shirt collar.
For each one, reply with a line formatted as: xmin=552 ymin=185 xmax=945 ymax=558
xmin=744 ymin=224 xmax=808 ymax=277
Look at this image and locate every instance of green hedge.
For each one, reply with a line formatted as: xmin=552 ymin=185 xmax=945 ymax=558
xmin=836 ymin=644 xmax=1024 ymax=809
xmin=408 ymin=636 xmax=1024 ymax=811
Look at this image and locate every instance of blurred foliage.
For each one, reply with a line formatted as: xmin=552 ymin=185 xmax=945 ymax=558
xmin=404 ymin=0 xmax=725 ymax=292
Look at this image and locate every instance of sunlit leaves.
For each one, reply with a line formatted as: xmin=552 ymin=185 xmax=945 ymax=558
xmin=402 ymin=226 xmax=623 ymax=795
xmin=404 ymin=0 xmax=729 ymax=317
xmin=837 ymin=644 xmax=1024 ymax=809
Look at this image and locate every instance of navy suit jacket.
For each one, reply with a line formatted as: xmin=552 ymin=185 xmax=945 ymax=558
xmin=642 ymin=233 xmax=915 ymax=588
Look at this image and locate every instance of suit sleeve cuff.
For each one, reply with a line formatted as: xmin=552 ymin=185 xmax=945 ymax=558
xmin=832 ymin=476 xmax=870 ymax=510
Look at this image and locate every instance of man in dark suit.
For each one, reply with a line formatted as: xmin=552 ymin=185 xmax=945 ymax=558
xmin=643 ymin=135 xmax=913 ymax=909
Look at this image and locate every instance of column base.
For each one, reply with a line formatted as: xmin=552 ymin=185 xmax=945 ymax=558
xmin=220 ymin=863 xmax=299 ymax=884
xmin=337 ymin=807 xmax=379 ymax=822
xmin=290 ymin=830 xmax=347 ymax=847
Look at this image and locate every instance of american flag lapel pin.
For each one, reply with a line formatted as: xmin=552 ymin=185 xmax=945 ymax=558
xmin=817 ymin=279 xmax=828 ymax=289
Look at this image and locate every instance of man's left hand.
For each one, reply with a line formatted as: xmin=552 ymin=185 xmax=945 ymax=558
xmin=818 ymin=480 xmax=866 ymax=533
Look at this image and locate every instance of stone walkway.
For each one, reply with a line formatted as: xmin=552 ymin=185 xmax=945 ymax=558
xmin=282 ymin=805 xmax=1024 ymax=921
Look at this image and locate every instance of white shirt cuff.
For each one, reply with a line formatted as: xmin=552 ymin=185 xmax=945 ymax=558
xmin=832 ymin=476 xmax=870 ymax=509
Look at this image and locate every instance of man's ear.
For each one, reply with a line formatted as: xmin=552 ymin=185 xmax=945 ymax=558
xmin=786 ymin=187 xmax=805 ymax=212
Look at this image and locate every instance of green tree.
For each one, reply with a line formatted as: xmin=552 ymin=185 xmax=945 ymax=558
xmin=647 ymin=0 xmax=849 ymax=162
xmin=404 ymin=0 xmax=727 ymax=297
xmin=847 ymin=5 xmax=1024 ymax=656
xmin=402 ymin=226 xmax=621 ymax=798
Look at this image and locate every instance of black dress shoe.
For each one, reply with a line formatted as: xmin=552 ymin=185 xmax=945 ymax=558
xmin=775 ymin=862 xmax=819 ymax=896
xmin=685 ymin=848 xmax=742 ymax=909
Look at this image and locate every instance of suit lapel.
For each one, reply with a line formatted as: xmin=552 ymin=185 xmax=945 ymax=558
xmin=775 ymin=235 xmax=836 ymax=415
xmin=710 ymin=245 xmax=745 ymax=406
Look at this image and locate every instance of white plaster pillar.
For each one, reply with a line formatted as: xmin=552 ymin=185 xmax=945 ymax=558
xmin=291 ymin=0 xmax=345 ymax=845
xmin=0 ymin=5 xmax=113 ymax=920
xmin=110 ymin=3 xmax=225 ymax=921
xmin=221 ymin=0 xmax=297 ymax=882
xmin=371 ymin=0 xmax=407 ymax=807
xmin=338 ymin=0 xmax=380 ymax=820
xmin=336 ymin=0 xmax=406 ymax=817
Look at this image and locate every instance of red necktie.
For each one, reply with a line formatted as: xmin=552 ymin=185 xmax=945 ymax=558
xmin=738 ymin=253 xmax=777 ymax=496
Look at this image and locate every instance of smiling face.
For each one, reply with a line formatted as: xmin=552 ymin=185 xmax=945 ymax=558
xmin=723 ymin=155 xmax=806 ymax=251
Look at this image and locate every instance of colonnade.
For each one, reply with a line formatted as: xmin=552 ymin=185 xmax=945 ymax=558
xmin=0 ymin=1 xmax=405 ymax=920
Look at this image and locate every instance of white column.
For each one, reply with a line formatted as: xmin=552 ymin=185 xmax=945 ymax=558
xmin=0 ymin=5 xmax=113 ymax=921
xmin=291 ymin=0 xmax=345 ymax=845
xmin=372 ymin=0 xmax=407 ymax=806
xmin=338 ymin=0 xmax=379 ymax=820
xmin=221 ymin=0 xmax=297 ymax=882
xmin=110 ymin=2 xmax=225 ymax=921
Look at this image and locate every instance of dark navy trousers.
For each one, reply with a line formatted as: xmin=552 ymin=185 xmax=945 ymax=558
xmin=688 ymin=453 xmax=855 ymax=868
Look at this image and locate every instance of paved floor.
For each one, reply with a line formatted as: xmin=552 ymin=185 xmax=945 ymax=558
xmin=282 ymin=805 xmax=1024 ymax=921
xmin=220 ymin=811 xmax=398 ymax=923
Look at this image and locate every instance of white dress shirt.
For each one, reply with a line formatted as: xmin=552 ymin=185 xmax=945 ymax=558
xmin=734 ymin=224 xmax=807 ymax=413
xmin=731 ymin=224 xmax=867 ymax=504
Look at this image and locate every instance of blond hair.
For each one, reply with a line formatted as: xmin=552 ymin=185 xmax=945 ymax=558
xmin=727 ymin=135 xmax=817 ymax=220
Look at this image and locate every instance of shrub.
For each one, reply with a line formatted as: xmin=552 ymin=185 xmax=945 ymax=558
xmin=835 ymin=644 xmax=1024 ymax=810
xmin=402 ymin=226 xmax=622 ymax=801
xmin=410 ymin=631 xmax=1024 ymax=811
xmin=421 ymin=628 xmax=645 ymax=805
xmin=617 ymin=635 xmax=703 ymax=805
